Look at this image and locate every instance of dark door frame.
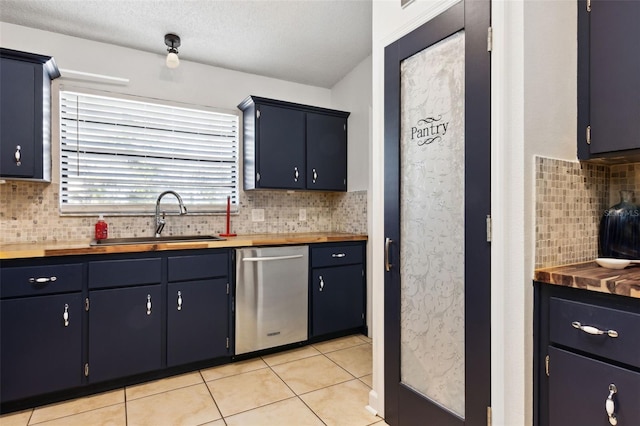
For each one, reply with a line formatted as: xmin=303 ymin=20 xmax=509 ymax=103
xmin=383 ymin=0 xmax=491 ymax=424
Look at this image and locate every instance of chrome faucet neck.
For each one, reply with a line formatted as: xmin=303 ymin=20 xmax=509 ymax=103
xmin=154 ymin=190 xmax=187 ymax=237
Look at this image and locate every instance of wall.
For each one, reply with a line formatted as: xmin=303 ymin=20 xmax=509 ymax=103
xmin=0 ymin=23 xmax=369 ymax=243
xmin=535 ymin=159 xmax=640 ymax=269
xmin=332 ymin=55 xmax=372 ymax=193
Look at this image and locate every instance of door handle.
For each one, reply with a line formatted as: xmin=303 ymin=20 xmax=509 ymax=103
xmin=242 ymin=254 xmax=304 ymax=262
xmin=385 ymin=237 xmax=393 ymax=271
xmin=294 ymin=166 xmax=299 ymax=182
xmin=319 ymin=275 xmax=324 ymax=292
xmin=312 ymin=168 xmax=318 ymax=183
xmin=605 ymin=384 xmax=618 ymax=425
xmin=14 ymin=145 xmax=22 ymax=166
xmin=146 ymin=294 xmax=152 ymax=315
xmin=63 ymin=304 xmax=69 ymax=327
xmin=177 ymin=291 xmax=182 ymax=311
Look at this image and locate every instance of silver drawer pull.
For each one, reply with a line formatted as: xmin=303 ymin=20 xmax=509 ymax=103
xmin=319 ymin=275 xmax=324 ymax=292
xmin=29 ymin=276 xmax=57 ymax=284
xmin=177 ymin=291 xmax=182 ymax=311
xmin=63 ymin=304 xmax=69 ymax=327
xmin=571 ymin=321 xmax=619 ymax=338
xmin=331 ymin=253 xmax=346 ymax=258
xmin=312 ymin=168 xmax=318 ymax=183
xmin=14 ymin=145 xmax=22 ymax=166
xmin=606 ymin=384 xmax=618 ymax=425
xmin=294 ymin=166 xmax=299 ymax=182
xmin=146 ymin=294 xmax=152 ymax=315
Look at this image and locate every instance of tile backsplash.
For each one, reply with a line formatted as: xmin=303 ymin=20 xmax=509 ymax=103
xmin=535 ymin=157 xmax=640 ymax=268
xmin=0 ymin=181 xmax=367 ymax=243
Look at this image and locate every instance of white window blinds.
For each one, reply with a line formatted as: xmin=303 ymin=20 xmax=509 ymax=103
xmin=59 ymin=90 xmax=238 ymax=214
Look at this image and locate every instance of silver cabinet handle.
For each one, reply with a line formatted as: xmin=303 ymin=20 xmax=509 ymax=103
xmin=331 ymin=253 xmax=346 ymax=258
xmin=14 ymin=145 xmax=22 ymax=166
xmin=572 ymin=321 xmax=619 ymax=338
xmin=606 ymin=384 xmax=618 ymax=425
xmin=29 ymin=276 xmax=57 ymax=284
xmin=312 ymin=168 xmax=318 ymax=183
xmin=385 ymin=237 xmax=393 ymax=272
xmin=319 ymin=275 xmax=324 ymax=292
xmin=63 ymin=304 xmax=69 ymax=327
xmin=294 ymin=166 xmax=299 ymax=182
xmin=146 ymin=294 xmax=152 ymax=315
xmin=177 ymin=291 xmax=182 ymax=311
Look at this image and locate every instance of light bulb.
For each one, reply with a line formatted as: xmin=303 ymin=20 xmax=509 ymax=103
xmin=166 ymin=52 xmax=180 ymax=69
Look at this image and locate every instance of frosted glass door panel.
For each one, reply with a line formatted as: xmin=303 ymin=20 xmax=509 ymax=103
xmin=399 ymin=31 xmax=465 ymax=418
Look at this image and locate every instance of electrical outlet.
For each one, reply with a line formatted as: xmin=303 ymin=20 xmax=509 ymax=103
xmin=299 ymin=208 xmax=307 ymax=221
xmin=251 ymin=209 xmax=265 ymax=222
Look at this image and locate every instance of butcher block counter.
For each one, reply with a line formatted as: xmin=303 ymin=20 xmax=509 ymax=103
xmin=0 ymin=232 xmax=367 ymax=260
xmin=535 ymin=261 xmax=640 ymax=299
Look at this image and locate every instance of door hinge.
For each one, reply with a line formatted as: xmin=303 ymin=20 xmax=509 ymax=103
xmin=545 ymin=354 xmax=550 ymax=376
xmin=85 ymin=297 xmax=89 ymax=311
xmin=487 ymin=27 xmax=493 ymax=52
xmin=587 ymin=0 xmax=591 ymax=12
xmin=226 ymin=337 xmax=230 ymax=349
xmin=586 ymin=125 xmax=591 ymax=145
xmin=487 ymin=406 xmax=492 ymax=426
xmin=486 ymin=215 xmax=492 ymax=242
xmin=257 ymin=109 xmax=261 ymax=119
xmin=84 ymin=363 xmax=89 ymax=377
xmin=226 ymin=283 xmax=230 ymax=295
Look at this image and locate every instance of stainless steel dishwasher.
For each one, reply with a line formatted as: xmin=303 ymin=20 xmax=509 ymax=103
xmin=235 ymin=245 xmax=309 ymax=354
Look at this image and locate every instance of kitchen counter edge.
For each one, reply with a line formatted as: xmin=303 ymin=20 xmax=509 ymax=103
xmin=534 ymin=261 xmax=640 ymax=300
xmin=0 ymin=233 xmax=368 ymax=260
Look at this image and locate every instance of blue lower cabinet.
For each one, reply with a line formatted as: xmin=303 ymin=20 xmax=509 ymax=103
xmin=167 ymin=279 xmax=229 ymax=367
xmin=0 ymin=293 xmax=83 ymax=401
xmin=88 ymin=285 xmax=162 ymax=383
xmin=311 ymin=264 xmax=364 ymax=337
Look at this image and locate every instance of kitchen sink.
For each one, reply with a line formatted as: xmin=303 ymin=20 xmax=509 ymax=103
xmin=90 ymin=235 xmax=225 ymax=246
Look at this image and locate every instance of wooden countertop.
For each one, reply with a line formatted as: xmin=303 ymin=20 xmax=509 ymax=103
xmin=535 ymin=262 xmax=640 ymax=299
xmin=0 ymin=233 xmax=368 ymax=260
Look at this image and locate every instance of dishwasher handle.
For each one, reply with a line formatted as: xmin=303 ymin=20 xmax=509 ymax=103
xmin=242 ymin=254 xmax=304 ymax=262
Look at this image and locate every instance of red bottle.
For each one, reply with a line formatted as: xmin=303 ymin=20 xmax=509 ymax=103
xmin=95 ymin=214 xmax=108 ymax=240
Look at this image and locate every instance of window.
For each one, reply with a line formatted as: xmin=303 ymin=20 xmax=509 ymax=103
xmin=59 ymin=89 xmax=238 ymax=214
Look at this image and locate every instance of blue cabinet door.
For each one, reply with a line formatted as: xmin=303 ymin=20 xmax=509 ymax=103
xmin=88 ymin=285 xmax=162 ymax=383
xmin=0 ymin=57 xmax=37 ymax=178
xmin=311 ymin=264 xmax=364 ymax=337
xmin=167 ymin=279 xmax=229 ymax=366
xmin=1 ymin=293 xmax=83 ymax=402
xmin=306 ymin=112 xmax=347 ymax=191
xmin=256 ymin=104 xmax=305 ymax=189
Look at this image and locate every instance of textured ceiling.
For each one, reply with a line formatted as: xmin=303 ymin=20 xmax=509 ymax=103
xmin=0 ymin=0 xmax=372 ymax=88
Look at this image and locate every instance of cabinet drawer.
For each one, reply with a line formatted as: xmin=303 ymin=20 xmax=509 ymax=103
xmin=311 ymin=244 xmax=363 ymax=268
xmin=88 ymin=258 xmax=161 ymax=289
xmin=548 ymin=346 xmax=640 ymax=426
xmin=550 ymin=297 xmax=640 ymax=368
xmin=0 ymin=263 xmax=82 ymax=298
xmin=168 ymin=252 xmax=228 ymax=282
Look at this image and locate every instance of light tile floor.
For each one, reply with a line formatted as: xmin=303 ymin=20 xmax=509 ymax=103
xmin=1 ymin=334 xmax=388 ymax=426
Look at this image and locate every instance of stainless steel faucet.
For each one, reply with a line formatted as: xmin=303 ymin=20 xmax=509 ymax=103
xmin=155 ymin=190 xmax=187 ymax=237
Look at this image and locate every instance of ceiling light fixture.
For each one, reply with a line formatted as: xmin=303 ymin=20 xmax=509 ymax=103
xmin=164 ymin=33 xmax=181 ymax=69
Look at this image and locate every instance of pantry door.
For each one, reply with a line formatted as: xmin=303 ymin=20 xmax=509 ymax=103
xmin=383 ymin=1 xmax=491 ymax=425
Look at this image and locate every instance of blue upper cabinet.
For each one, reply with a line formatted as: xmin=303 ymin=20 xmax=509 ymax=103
xmin=239 ymin=96 xmax=349 ymax=191
xmin=0 ymin=48 xmax=59 ymax=180
xmin=578 ymin=0 xmax=640 ymax=161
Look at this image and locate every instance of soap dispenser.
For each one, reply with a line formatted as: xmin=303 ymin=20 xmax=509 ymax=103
xmin=95 ymin=214 xmax=108 ymax=240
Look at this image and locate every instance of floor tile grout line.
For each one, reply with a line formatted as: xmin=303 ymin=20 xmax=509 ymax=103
xmin=198 ymin=369 xmax=227 ymax=426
